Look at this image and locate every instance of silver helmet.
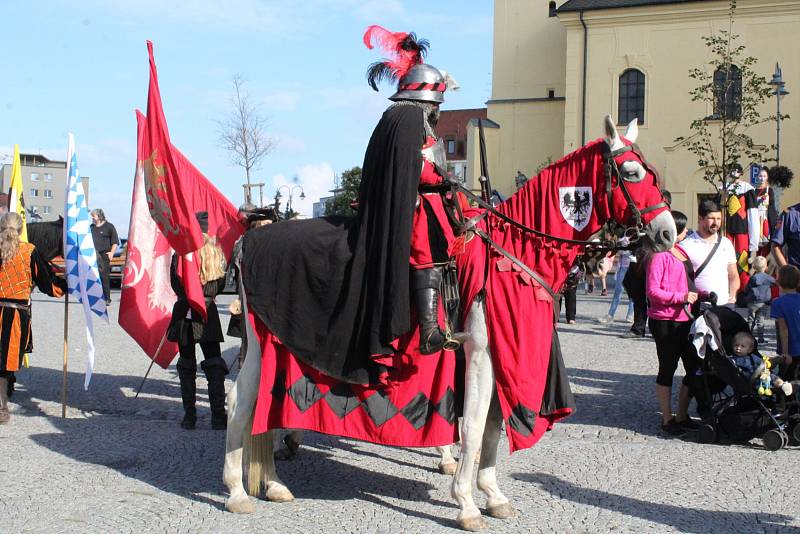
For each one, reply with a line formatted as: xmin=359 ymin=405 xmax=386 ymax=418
xmin=390 ymin=63 xmax=446 ymax=103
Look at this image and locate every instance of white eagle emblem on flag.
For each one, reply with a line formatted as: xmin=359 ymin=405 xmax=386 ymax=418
xmin=559 ymin=186 xmax=592 ymax=231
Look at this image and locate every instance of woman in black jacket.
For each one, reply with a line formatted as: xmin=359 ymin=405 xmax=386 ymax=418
xmin=168 ymin=213 xmax=228 ymax=430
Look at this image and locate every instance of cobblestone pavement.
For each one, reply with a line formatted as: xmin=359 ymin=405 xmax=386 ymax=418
xmin=1 ymin=287 xmax=799 ymax=533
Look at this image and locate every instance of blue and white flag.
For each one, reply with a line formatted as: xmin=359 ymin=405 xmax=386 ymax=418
xmin=64 ymin=134 xmax=108 ymax=389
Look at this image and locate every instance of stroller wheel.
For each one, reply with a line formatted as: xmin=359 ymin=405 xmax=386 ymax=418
xmin=763 ymin=429 xmax=785 ymax=451
xmin=698 ymin=423 xmax=717 ymax=444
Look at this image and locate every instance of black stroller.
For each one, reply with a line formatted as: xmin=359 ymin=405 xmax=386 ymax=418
xmin=689 ymin=306 xmax=800 ymax=450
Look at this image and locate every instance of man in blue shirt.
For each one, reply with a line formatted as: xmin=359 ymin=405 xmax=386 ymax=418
xmin=771 ymin=203 xmax=800 ymax=268
xmin=770 ymin=265 xmax=800 ymax=378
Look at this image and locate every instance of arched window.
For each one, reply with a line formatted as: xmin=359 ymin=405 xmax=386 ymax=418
xmin=549 ymin=1 xmax=557 ymax=17
xmin=713 ymin=64 xmax=742 ymax=120
xmin=618 ymin=69 xmax=645 ymax=124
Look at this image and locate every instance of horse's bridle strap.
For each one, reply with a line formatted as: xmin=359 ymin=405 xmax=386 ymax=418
xmin=602 ymin=142 xmax=666 ymax=230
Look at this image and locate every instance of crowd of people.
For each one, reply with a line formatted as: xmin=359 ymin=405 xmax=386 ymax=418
xmin=560 ymin=163 xmax=800 ymax=437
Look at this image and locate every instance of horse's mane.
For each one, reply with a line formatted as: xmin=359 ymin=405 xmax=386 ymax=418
xmin=27 ymin=217 xmax=63 ymax=262
xmin=497 ymin=139 xmax=607 ymax=226
xmin=510 ymin=140 xmax=605 ymax=202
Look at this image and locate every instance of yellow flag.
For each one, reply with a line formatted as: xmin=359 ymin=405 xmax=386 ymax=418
xmin=6 ymin=146 xmax=31 ymax=367
xmin=7 ymin=145 xmax=28 ymax=242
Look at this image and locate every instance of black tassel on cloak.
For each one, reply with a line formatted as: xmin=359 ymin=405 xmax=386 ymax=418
xmin=242 ymin=105 xmax=425 ymax=385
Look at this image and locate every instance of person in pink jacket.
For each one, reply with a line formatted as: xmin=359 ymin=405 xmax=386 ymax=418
xmin=646 ymin=211 xmax=701 ymax=437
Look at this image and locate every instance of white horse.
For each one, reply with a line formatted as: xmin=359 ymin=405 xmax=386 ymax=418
xmin=222 ymin=117 xmax=676 ymax=530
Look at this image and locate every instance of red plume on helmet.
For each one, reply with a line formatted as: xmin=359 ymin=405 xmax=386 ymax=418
xmin=363 ymin=25 xmax=429 ymax=91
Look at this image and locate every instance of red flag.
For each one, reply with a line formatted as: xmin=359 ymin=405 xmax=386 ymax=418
xmin=171 ymin=146 xmax=245 ymax=264
xmin=119 ymin=110 xmax=179 ymax=368
xmin=142 ymin=40 xmax=204 ymax=256
xmin=169 ymin=143 xmax=246 ymax=324
xmin=121 ymin=110 xmax=245 ymax=367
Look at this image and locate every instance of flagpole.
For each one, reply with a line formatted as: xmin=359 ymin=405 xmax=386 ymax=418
xmin=134 ymin=330 xmax=168 ymax=399
xmin=61 ymin=291 xmax=69 ymax=418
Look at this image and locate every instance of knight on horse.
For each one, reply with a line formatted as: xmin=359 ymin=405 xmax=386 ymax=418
xmin=362 ymin=25 xmax=467 ymax=355
xmin=241 ymin=26 xmax=464 ymax=385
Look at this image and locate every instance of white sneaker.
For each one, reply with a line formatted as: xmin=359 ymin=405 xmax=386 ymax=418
xmin=625 ymin=316 xmax=634 ymax=323
xmin=597 ymin=315 xmax=613 ymax=324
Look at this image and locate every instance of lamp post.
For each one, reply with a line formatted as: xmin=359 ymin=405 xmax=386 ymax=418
xmin=769 ymin=63 xmax=790 ymax=166
xmin=275 ymin=184 xmax=305 ymax=219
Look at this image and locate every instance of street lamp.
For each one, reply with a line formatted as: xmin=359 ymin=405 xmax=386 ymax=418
xmin=769 ymin=62 xmax=790 ymax=166
xmin=275 ymin=185 xmax=305 ymax=218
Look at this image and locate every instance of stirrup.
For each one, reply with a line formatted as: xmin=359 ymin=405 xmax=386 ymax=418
xmin=443 ymin=332 xmax=469 ymax=351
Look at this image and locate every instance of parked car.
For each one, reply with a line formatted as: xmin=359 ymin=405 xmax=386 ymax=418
xmin=50 ymin=238 xmax=127 ymax=287
xmin=109 ymin=239 xmax=128 ymax=287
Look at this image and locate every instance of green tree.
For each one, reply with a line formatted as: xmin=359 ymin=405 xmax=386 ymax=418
xmin=675 ymin=0 xmax=784 ymax=203
xmin=325 ymin=167 xmax=362 ymax=217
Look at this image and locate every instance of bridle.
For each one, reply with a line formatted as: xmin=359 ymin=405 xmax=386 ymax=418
xmin=602 ymin=142 xmax=669 ymax=244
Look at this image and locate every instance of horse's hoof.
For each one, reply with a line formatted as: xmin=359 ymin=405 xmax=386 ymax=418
xmin=457 ymin=515 xmax=489 ymax=531
xmin=438 ymin=461 xmax=457 ymax=476
xmin=486 ymin=503 xmax=516 ymax=519
xmin=226 ymin=496 xmax=255 ymax=514
xmin=265 ymin=485 xmax=295 ymax=503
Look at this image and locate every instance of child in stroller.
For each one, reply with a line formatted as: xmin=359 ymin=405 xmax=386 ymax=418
xmin=690 ymin=306 xmax=800 ymax=450
xmin=731 ymin=331 xmax=793 ymax=397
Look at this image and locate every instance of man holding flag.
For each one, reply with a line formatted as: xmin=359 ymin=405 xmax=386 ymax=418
xmin=120 ymin=42 xmax=244 ymax=427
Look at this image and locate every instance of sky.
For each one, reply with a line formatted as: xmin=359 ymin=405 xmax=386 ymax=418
xmin=1 ymin=1 xmax=494 ymax=235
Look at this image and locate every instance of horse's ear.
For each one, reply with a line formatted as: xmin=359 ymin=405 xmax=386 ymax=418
xmin=603 ymin=114 xmax=621 ymax=149
xmin=624 ymin=118 xmax=639 ymax=143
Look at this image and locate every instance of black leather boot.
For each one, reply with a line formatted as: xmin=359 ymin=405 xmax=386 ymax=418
xmin=412 ymin=267 xmax=468 ymax=354
xmin=176 ymin=356 xmax=197 ymax=430
xmin=202 ymin=356 xmax=229 ymax=430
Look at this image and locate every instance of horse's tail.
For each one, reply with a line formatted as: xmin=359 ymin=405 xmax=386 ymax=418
xmin=243 ymin=413 xmax=271 ymax=497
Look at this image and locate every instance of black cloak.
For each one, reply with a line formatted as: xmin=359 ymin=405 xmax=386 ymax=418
xmin=242 ymin=105 xmax=425 ymax=384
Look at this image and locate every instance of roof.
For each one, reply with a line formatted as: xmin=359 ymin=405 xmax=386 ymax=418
xmin=435 ymin=108 xmax=487 ymax=138
xmin=558 ymin=0 xmax=703 ymax=13
xmin=17 ymin=153 xmax=67 ymax=168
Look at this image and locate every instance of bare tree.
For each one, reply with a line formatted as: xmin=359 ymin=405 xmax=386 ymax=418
xmin=218 ymin=75 xmax=276 ymax=205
